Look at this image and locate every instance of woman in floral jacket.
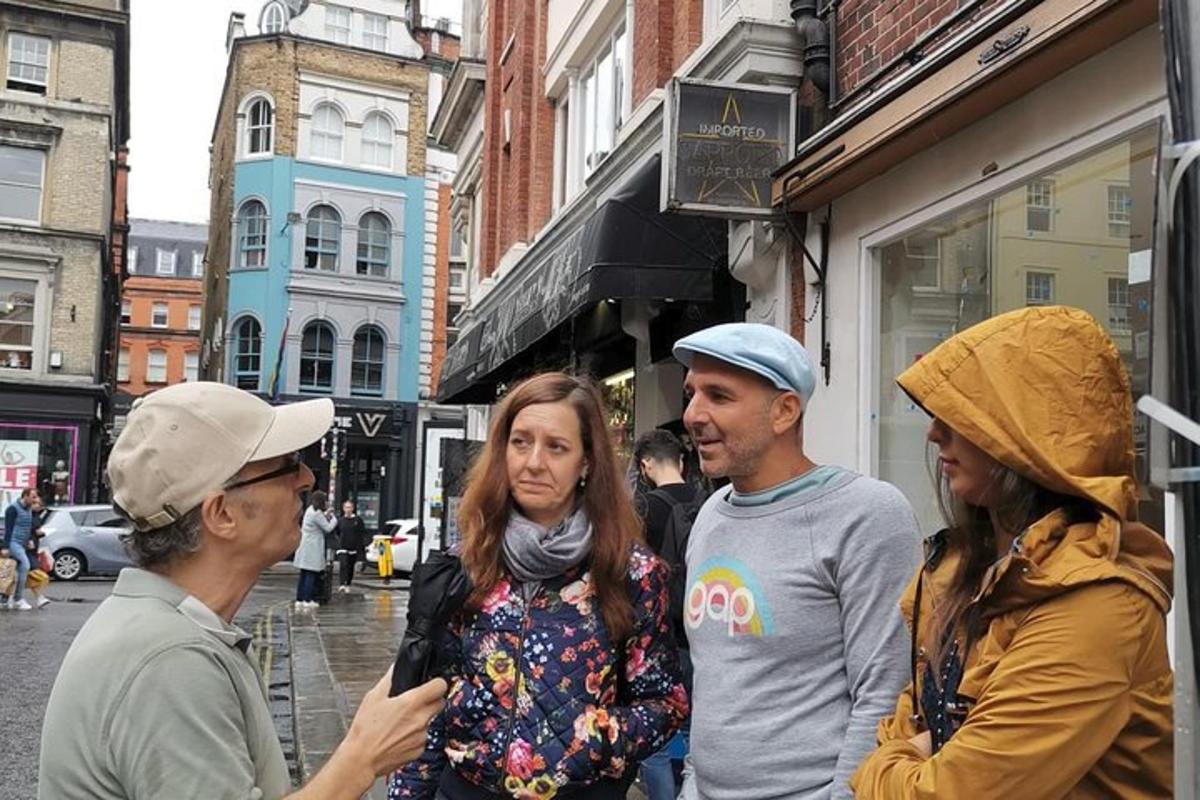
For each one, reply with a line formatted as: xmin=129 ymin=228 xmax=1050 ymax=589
xmin=390 ymin=372 xmax=688 ymax=800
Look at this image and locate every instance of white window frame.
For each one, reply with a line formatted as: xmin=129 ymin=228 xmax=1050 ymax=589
xmin=6 ymin=32 xmax=50 ymax=94
xmin=0 ymin=277 xmax=39 ymax=371
xmin=575 ymin=23 xmax=629 ymax=179
xmin=246 ymin=97 xmax=274 ymax=156
xmin=184 ymin=351 xmax=199 ymax=382
xmin=262 ymin=2 xmax=287 ymax=34
xmin=1025 ymin=179 xmax=1054 ymax=232
xmin=155 ymin=249 xmax=176 ymax=276
xmin=1107 ymin=184 xmax=1132 ymax=239
xmin=146 ymin=349 xmax=167 ymax=383
xmin=310 ymin=103 xmax=345 ymax=162
xmin=1024 ymin=269 xmax=1056 ymax=306
xmin=703 ymin=0 xmax=738 ymax=38
xmin=117 ymin=347 xmax=130 ymax=382
xmin=151 ymin=302 xmax=169 ymax=328
xmin=1107 ymin=276 xmax=1131 ymax=333
xmin=449 ymin=266 xmax=466 ymax=291
xmin=362 ymin=112 xmax=393 ymax=170
xmin=120 ymin=299 xmax=131 ymax=325
xmin=187 ymin=305 xmax=201 ymax=331
xmin=325 ymin=5 xmax=352 ymax=44
xmin=237 ymin=200 xmax=269 ymax=268
xmin=128 ymin=245 xmax=138 ymax=273
xmin=192 ymin=251 xmax=204 ymax=278
xmin=363 ymin=13 xmax=388 ymax=51
xmin=0 ymin=144 xmax=45 ymax=225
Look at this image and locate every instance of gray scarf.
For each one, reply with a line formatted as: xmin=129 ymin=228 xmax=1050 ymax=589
xmin=502 ymin=507 xmax=593 ymax=586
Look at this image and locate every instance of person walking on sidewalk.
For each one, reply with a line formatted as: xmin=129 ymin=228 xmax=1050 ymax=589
xmin=295 ymin=490 xmax=335 ymax=609
xmin=38 ymin=382 xmax=447 ymax=800
xmin=1 ymin=488 xmax=40 ymax=611
xmin=390 ymin=372 xmax=688 ymax=800
xmin=851 ymin=306 xmax=1173 ymax=799
xmin=336 ymin=499 xmax=367 ymax=593
xmin=673 ymin=323 xmax=921 ymax=800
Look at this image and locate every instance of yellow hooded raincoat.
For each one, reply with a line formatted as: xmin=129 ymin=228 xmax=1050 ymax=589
xmin=851 ymin=305 xmax=1174 ymax=799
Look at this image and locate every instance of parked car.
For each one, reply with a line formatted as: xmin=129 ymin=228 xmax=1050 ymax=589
xmin=363 ymin=518 xmax=438 ymax=574
xmin=38 ymin=505 xmax=135 ymax=580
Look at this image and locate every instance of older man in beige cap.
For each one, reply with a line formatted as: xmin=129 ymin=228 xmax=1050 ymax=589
xmin=39 ymin=382 xmax=446 ymax=800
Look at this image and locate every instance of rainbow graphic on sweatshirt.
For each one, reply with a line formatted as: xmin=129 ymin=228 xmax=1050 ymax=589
xmin=685 ymin=556 xmax=775 ymax=638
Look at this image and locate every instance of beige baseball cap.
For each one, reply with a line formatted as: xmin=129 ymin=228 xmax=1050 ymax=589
xmin=108 ymin=382 xmax=334 ymax=531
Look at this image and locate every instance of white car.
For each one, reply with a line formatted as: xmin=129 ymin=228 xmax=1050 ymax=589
xmin=363 ymin=518 xmax=438 ymax=573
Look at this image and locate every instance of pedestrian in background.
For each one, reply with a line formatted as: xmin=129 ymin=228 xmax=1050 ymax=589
xmin=39 ymin=382 xmax=446 ymax=800
xmin=336 ymin=499 xmax=367 ymax=593
xmin=632 ymin=429 xmax=705 ymax=800
xmin=673 ymin=323 xmax=921 ymax=800
xmin=295 ymin=489 xmax=335 ymax=610
xmin=390 ymin=372 xmax=687 ymax=799
xmin=22 ymin=493 xmax=51 ymax=609
xmin=852 ymin=306 xmax=1173 ymax=799
xmin=2 ymin=488 xmax=41 ymax=610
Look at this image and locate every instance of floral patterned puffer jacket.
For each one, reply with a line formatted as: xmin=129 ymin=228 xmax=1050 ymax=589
xmin=389 ymin=544 xmax=688 ymax=799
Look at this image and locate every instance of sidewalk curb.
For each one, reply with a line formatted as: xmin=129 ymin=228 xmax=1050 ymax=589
xmin=286 ymin=604 xmax=351 ymax=784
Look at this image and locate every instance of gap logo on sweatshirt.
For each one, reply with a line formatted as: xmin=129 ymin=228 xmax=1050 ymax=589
xmin=685 ymin=557 xmax=775 ymax=637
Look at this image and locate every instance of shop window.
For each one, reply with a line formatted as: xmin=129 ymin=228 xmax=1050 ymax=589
xmin=1025 ymin=179 xmax=1054 ymax=232
xmin=238 ymin=200 xmax=268 ymax=268
xmin=146 ymin=349 xmax=167 ymax=383
xmin=0 ymin=278 xmax=36 ymax=371
xmin=184 ymin=351 xmax=199 ymax=382
xmin=325 ymin=5 xmax=351 ymax=44
xmin=601 ymin=369 xmax=635 ymax=470
xmin=363 ymin=13 xmax=388 ymax=51
xmin=305 ymin=205 xmax=340 ymax=271
xmin=362 ymin=112 xmax=393 ymax=169
xmin=0 ymin=423 xmax=79 ymax=507
xmin=1108 ymin=184 xmax=1132 ymax=239
xmin=0 ymin=144 xmax=44 ymax=224
xmin=876 ymin=125 xmax=1159 ymax=534
xmin=1108 ymin=277 xmax=1130 ymax=332
xmin=351 ymin=325 xmax=385 ymax=396
xmin=356 ymin=212 xmax=390 ymax=276
xmin=6 ymin=33 xmax=50 ymax=94
xmin=151 ymin=303 xmax=169 ymax=328
xmin=1024 ymin=271 xmax=1055 ymax=306
xmin=247 ymin=97 xmax=274 ymax=155
xmin=233 ymin=317 xmax=262 ymax=390
xmin=117 ymin=348 xmax=129 ymax=382
xmin=300 ymin=321 xmax=335 ymax=393
xmin=311 ymin=103 xmax=344 ymax=161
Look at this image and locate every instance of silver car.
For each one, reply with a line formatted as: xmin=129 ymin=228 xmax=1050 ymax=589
xmin=38 ymin=504 xmax=135 ymax=580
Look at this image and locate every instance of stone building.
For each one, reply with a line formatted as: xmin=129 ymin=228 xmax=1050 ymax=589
xmin=0 ymin=0 xmax=129 ymax=506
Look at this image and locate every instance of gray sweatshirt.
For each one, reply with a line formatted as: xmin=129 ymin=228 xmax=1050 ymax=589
xmin=681 ymin=470 xmax=921 ymax=800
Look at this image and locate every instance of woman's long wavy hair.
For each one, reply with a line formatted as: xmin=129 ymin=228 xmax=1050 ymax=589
xmin=924 ymin=440 xmax=1098 ymax=676
xmin=458 ymin=372 xmax=644 ymax=642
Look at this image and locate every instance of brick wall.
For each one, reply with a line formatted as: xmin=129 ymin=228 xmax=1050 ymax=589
xmin=56 ymin=38 xmax=115 ymax=107
xmin=836 ymin=0 xmax=1003 ymax=98
xmin=118 ymin=277 xmax=203 ymax=395
xmin=429 ymin=182 xmax=452 ymax=393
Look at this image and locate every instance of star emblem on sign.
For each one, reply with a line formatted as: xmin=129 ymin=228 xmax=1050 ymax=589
xmin=679 ymin=92 xmax=787 ymax=208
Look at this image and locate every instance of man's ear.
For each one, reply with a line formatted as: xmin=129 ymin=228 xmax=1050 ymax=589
xmin=771 ymin=392 xmax=804 ymax=436
xmin=200 ymin=493 xmax=238 ymax=544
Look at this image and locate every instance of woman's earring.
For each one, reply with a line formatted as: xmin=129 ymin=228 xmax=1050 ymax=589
xmin=579 ymin=469 xmax=588 ymax=489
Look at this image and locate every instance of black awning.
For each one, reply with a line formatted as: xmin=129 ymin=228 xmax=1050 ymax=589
xmin=437 ymin=155 xmax=725 ymax=402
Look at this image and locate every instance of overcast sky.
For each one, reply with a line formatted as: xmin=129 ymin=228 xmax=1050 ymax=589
xmin=127 ymin=0 xmax=462 ymax=225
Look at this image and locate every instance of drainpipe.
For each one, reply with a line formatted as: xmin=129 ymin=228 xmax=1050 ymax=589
xmin=790 ymin=0 xmax=830 ymax=98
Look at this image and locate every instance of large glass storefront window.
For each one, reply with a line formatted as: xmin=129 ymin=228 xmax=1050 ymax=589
xmin=0 ymin=423 xmax=79 ymax=512
xmin=601 ymin=369 xmax=635 ymax=472
xmin=877 ymin=125 xmax=1160 ymax=533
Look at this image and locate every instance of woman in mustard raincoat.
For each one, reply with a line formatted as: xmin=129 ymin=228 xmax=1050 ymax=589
xmin=853 ymin=305 xmax=1173 ymax=799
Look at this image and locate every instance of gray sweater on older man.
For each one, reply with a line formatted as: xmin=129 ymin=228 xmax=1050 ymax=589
xmin=680 ymin=469 xmax=921 ymax=800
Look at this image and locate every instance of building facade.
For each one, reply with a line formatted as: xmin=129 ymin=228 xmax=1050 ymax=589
xmin=115 ymin=219 xmax=206 ymax=405
xmin=202 ymin=0 xmax=455 ymax=531
xmin=0 ymin=0 xmax=129 ymax=507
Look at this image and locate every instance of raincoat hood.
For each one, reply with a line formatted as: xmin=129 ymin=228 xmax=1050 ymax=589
xmin=896 ymin=305 xmax=1171 ymax=614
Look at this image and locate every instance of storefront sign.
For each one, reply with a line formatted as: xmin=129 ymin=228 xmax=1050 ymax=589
xmin=332 ymin=410 xmax=392 ymax=439
xmin=664 ymin=79 xmax=796 ymax=219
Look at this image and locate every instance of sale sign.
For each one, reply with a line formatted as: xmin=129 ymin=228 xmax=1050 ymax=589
xmin=0 ymin=439 xmax=39 ymax=514
xmin=0 ymin=464 xmax=37 ymax=489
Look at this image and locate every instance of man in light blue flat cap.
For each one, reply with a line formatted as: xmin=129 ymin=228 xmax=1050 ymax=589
xmin=672 ymin=323 xmax=921 ymax=800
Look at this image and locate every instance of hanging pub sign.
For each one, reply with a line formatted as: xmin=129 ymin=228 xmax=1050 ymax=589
xmin=662 ymin=78 xmax=796 ymax=219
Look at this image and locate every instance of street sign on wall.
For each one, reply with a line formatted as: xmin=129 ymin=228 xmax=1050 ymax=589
xmin=663 ymin=78 xmax=796 ymax=219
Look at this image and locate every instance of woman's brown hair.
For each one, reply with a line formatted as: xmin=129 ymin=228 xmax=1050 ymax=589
xmin=457 ymin=372 xmax=644 ymax=641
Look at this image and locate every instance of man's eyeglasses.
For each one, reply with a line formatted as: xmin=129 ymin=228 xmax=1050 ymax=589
xmin=224 ymin=453 xmax=303 ymax=491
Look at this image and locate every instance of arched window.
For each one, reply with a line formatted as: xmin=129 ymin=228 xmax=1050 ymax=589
xmin=262 ymin=2 xmax=287 ymax=34
xmin=246 ymin=98 xmax=273 ymax=154
xmin=362 ymin=112 xmax=393 ymax=169
xmin=351 ymin=326 xmax=385 ymax=396
xmin=311 ymin=103 xmax=344 ymax=161
xmin=300 ymin=322 xmax=335 ymax=393
xmin=238 ymin=200 xmax=268 ymax=268
xmin=233 ymin=317 xmax=262 ymax=390
xmin=304 ymin=205 xmax=340 ymax=271
xmin=356 ymin=212 xmax=390 ymax=277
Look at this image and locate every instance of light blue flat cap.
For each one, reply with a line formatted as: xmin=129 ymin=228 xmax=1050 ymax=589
xmin=673 ymin=323 xmax=816 ymax=405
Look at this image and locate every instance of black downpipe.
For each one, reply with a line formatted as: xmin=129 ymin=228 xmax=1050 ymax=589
xmin=1161 ymin=0 xmax=1200 ymax=689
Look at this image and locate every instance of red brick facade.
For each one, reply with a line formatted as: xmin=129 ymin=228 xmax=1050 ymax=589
xmin=429 ymin=182 xmax=453 ymax=394
xmin=118 ymin=278 xmax=203 ymax=395
xmin=835 ymin=0 xmax=1003 ymax=97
